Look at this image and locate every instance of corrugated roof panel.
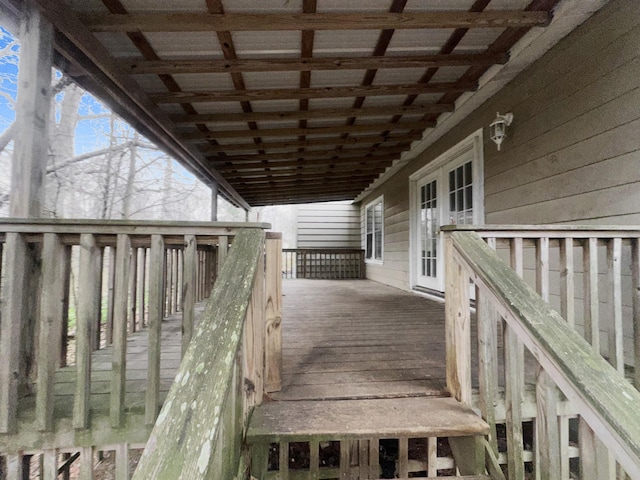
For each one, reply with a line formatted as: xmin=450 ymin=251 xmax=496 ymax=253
xmin=372 ymin=67 xmax=429 ymax=86
xmin=173 ymin=73 xmax=235 ymax=91
xmin=144 ymin=32 xmax=223 ymax=58
xmin=242 ymin=71 xmax=300 ymax=90
xmin=386 ymin=29 xmax=455 ymax=55
xmin=191 ymin=102 xmax=245 ymax=114
xmin=133 ymin=74 xmax=170 ymax=93
xmin=455 ymin=28 xmax=504 ymax=51
xmin=119 ymin=0 xmax=207 ymax=12
xmin=222 ymin=0 xmax=303 ymax=13
xmin=310 ymin=70 xmax=368 ymax=88
xmin=94 ymin=33 xmax=141 ymax=58
xmin=232 ymin=31 xmax=301 ymax=58
xmin=313 ymin=30 xmax=380 ymax=57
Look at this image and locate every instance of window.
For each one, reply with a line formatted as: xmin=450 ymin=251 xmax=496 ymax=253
xmin=365 ymin=197 xmax=383 ymax=262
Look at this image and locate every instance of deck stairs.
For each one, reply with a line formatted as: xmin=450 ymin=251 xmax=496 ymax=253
xmin=247 ymin=396 xmax=491 ymax=479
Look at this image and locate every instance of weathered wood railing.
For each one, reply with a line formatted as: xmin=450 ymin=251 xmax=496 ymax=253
xmin=444 ymin=228 xmax=640 ymax=479
xmin=282 ymin=248 xmax=365 ymax=279
xmin=0 ymin=220 xmax=283 ymax=477
xmin=132 ymin=228 xmax=282 ymax=478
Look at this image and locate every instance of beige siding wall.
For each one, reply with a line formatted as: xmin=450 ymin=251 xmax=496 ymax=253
xmin=297 ymin=201 xmax=361 ymax=248
xmin=359 ymin=0 xmax=640 ymax=292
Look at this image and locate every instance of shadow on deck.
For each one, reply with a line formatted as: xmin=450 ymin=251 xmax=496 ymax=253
xmin=273 ymin=279 xmax=448 ymax=401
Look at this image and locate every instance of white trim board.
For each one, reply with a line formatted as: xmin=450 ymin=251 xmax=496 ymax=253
xmin=354 ymin=0 xmax=610 ymax=204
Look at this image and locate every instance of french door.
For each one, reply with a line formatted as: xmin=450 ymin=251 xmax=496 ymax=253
xmin=411 ymin=134 xmax=483 ymax=292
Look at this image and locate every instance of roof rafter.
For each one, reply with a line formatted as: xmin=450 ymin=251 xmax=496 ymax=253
xmin=121 ymin=52 xmax=508 ymax=75
xmin=213 ymin=156 xmax=395 ymax=171
xmin=150 ymin=82 xmax=477 ymax=104
xmin=207 ymin=146 xmax=407 ymax=163
xmin=182 ymin=121 xmax=435 ymax=141
xmin=79 ymin=11 xmax=551 ymax=33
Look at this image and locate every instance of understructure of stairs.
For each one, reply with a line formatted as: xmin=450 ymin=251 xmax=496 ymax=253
xmin=247 ymin=396 xmax=491 ymax=479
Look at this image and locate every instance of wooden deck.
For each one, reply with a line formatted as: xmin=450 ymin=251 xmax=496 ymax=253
xmin=273 ymin=279 xmax=448 ymax=401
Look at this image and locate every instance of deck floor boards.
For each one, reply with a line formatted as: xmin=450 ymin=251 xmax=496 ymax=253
xmin=273 ymin=279 xmax=448 ymax=401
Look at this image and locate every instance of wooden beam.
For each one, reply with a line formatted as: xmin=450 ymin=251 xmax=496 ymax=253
xmin=230 ymin=175 xmax=379 ymax=188
xmin=174 ymin=103 xmax=454 ymax=125
xmin=81 ymin=11 xmax=551 ymax=32
xmin=207 ymin=145 xmax=407 ymax=163
xmin=200 ymin=134 xmax=418 ymax=153
xmin=123 ymin=52 xmax=508 ymax=75
xmin=214 ymin=156 xmax=394 ymax=171
xmin=152 ymin=81 xmax=476 ymax=103
xmin=248 ymin=194 xmax=355 ymax=206
xmin=237 ymin=184 xmax=370 ymax=198
xmin=225 ymin=165 xmax=387 ymax=180
xmin=182 ymin=121 xmax=433 ymax=140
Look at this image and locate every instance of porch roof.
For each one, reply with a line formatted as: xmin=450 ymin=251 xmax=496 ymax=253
xmin=1 ymin=0 xmax=606 ymax=208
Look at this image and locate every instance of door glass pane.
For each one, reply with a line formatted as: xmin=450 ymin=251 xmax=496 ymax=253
xmin=420 ymin=180 xmax=438 ymax=278
xmin=448 ymin=161 xmax=473 ymax=225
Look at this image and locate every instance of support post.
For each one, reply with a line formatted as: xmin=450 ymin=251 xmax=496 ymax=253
xmin=444 ymin=233 xmax=472 ymax=404
xmin=182 ymin=235 xmax=197 ymax=357
xmin=146 ymin=235 xmax=165 ymax=426
xmin=211 ymin=182 xmax=219 ymax=221
xmin=265 ymin=232 xmax=283 ymax=392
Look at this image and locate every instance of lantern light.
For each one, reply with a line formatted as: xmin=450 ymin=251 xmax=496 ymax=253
xmin=489 ymin=112 xmax=514 ymax=151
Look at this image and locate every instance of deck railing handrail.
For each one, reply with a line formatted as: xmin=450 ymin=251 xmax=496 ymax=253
xmin=445 ymin=230 xmax=640 ymax=478
xmin=132 ymin=228 xmax=267 ymax=479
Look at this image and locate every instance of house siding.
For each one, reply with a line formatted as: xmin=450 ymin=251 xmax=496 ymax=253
xmin=296 ymin=201 xmax=361 ymax=248
xmin=359 ymin=0 xmax=640 ymax=292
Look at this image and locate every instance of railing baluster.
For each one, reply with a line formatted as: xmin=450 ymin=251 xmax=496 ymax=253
xmin=427 ymin=437 xmax=437 ymax=477
xmin=182 ymin=235 xmax=197 ymax=357
xmin=579 ymin=418 xmax=614 ymax=480
xmin=217 ymin=235 xmax=228 ymax=273
xmin=560 ymin=237 xmax=575 ymax=327
xmin=477 ymin=287 xmax=499 ymax=457
xmin=172 ymin=248 xmax=179 ymax=313
xmin=6 ymin=454 xmax=23 ymax=479
xmin=106 ymin=245 xmax=116 ymax=345
xmin=583 ymin=237 xmax=600 ymax=350
xmin=111 ymin=233 xmax=131 ymax=428
xmin=536 ymin=237 xmax=550 ymax=301
xmin=310 ymin=439 xmax=320 ymax=479
xmin=115 ymin=444 xmax=130 ymax=480
xmin=504 ymin=321 xmax=525 ymax=480
xmin=0 ymin=234 xmax=28 ymax=434
xmin=42 ymin=450 xmax=57 ymax=479
xmin=633 ymin=237 xmax=640 ymax=390
xmin=398 ymin=437 xmax=409 ymax=477
xmin=369 ymin=438 xmax=380 ymax=478
xmin=79 ymin=447 xmax=94 ymax=480
xmin=146 ymin=234 xmax=165 ymax=426
xmin=536 ymin=368 xmax=561 ymax=479
xmin=36 ymin=233 xmax=68 ymax=432
xmin=128 ymin=248 xmax=137 ymax=334
xmin=74 ymin=233 xmax=102 ymax=430
xmin=340 ymin=440 xmax=350 ymax=479
xmin=137 ymin=247 xmax=146 ymax=328
xmin=607 ymin=237 xmax=624 ymax=373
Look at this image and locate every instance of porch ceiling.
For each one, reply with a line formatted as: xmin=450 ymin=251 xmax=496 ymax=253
xmin=4 ymin=0 xmax=568 ymax=207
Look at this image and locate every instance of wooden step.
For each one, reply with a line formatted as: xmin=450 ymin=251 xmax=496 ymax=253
xmin=247 ymin=397 xmax=489 ymax=443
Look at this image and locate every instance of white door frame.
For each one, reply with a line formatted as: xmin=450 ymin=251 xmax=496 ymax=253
xmin=409 ymin=129 xmax=485 ymax=292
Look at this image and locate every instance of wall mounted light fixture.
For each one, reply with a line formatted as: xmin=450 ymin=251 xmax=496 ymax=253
xmin=489 ymin=112 xmax=514 ymax=151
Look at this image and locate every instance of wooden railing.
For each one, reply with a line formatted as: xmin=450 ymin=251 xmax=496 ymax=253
xmin=0 ymin=219 xmax=271 ymax=437
xmin=282 ymin=248 xmax=365 ymax=279
xmin=132 ymin=228 xmax=282 ymax=478
xmin=444 ymin=228 xmax=640 ymax=479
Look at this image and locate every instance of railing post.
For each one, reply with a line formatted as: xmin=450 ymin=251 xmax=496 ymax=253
xmin=243 ymin=238 xmax=265 ymax=411
xmin=444 ymin=232 xmax=472 ymax=404
xmin=182 ymin=235 xmax=197 ymax=357
xmin=0 ymin=233 xmax=29 ymax=434
xmin=265 ymin=232 xmax=283 ymax=393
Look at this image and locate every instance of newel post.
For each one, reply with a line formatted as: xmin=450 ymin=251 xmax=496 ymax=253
xmin=265 ymin=232 xmax=283 ymax=393
xmin=444 ymin=231 xmax=472 ymax=405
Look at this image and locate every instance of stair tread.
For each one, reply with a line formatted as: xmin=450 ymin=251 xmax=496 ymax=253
xmin=247 ymin=396 xmax=489 ymax=442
